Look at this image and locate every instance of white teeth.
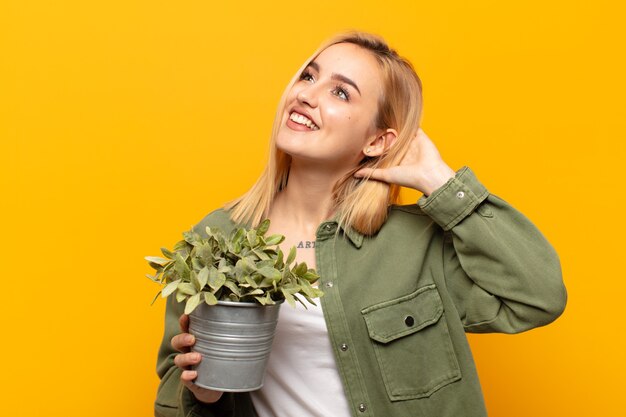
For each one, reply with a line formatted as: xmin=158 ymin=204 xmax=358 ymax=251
xmin=289 ymin=112 xmax=319 ymax=130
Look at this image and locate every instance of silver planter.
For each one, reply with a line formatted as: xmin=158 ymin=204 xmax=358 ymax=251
xmin=188 ymin=299 xmax=282 ymax=392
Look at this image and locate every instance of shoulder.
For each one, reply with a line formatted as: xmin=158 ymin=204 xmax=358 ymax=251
xmin=189 ymin=207 xmax=239 ymax=237
xmin=369 ymin=203 xmax=439 ymax=237
xmin=389 ymin=203 xmax=429 ymax=217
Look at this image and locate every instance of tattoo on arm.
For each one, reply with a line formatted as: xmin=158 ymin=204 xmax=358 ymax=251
xmin=296 ymin=240 xmax=316 ymax=249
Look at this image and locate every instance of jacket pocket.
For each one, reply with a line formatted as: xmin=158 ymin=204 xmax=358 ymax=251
xmin=361 ymin=284 xmax=461 ymax=401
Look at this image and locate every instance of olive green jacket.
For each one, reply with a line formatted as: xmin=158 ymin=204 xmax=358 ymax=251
xmin=154 ymin=166 xmax=567 ymax=417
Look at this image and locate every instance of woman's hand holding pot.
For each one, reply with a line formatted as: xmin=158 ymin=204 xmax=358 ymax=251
xmin=171 ymin=314 xmax=224 ymax=404
xmin=354 ymin=128 xmax=456 ymax=197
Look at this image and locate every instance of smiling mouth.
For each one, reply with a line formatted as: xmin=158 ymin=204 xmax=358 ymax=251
xmin=289 ymin=112 xmax=319 ymax=130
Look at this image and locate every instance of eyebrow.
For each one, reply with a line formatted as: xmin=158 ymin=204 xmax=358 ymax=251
xmin=307 ymin=61 xmax=362 ymax=96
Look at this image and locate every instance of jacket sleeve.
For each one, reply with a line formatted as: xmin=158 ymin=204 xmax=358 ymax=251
xmin=155 ymin=293 xmax=240 ymax=417
xmin=417 ymin=166 xmax=567 ymax=333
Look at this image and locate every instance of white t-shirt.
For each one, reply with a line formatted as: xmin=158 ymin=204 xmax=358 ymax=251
xmin=250 ymin=299 xmax=352 ymax=417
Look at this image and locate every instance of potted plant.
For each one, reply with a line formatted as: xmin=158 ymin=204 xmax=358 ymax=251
xmin=146 ymin=218 xmax=323 ymax=392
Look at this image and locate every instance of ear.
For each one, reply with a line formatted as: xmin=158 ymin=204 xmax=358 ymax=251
xmin=363 ymin=128 xmax=398 ymax=157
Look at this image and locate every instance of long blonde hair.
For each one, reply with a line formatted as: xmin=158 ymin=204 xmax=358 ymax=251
xmin=224 ymin=31 xmax=423 ymax=236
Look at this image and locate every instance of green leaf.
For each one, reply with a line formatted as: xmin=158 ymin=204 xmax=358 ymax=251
xmin=203 ymin=292 xmax=218 ymax=305
xmin=148 ymin=262 xmax=165 ymax=271
xmin=257 ymin=266 xmax=281 ymax=280
xmin=174 ymin=253 xmax=190 ymax=279
xmin=303 ymin=294 xmax=319 ymax=306
xmin=198 ymin=267 xmax=209 ymax=289
xmin=184 ymin=293 xmax=202 ymax=314
xmin=247 ymin=229 xmax=257 ymax=247
xmin=254 ymin=296 xmax=268 ymax=305
xmin=281 ymin=288 xmax=296 ymax=308
xmin=196 ymin=243 xmax=213 ymax=264
xmin=253 ymin=249 xmax=270 ymax=261
xmin=208 ymin=267 xmax=226 ymax=291
xmin=162 ymin=268 xmax=176 ymax=284
xmin=264 ymin=234 xmax=285 ymax=246
xmin=233 ymin=227 xmax=245 ymax=243
xmin=145 ymin=256 xmax=170 ymax=266
xmin=191 ymin=270 xmax=202 ymax=292
xmin=160 ymin=247 xmax=175 ymax=259
xmin=259 ymin=274 xmax=280 ymax=288
xmin=223 ymin=279 xmax=241 ymax=296
xmin=263 ymin=292 xmax=276 ymax=305
xmin=286 ymin=246 xmax=296 ymax=265
xmin=275 ymin=249 xmax=284 ymax=269
xmin=217 ymin=273 xmax=227 ymax=289
xmin=242 ymin=257 xmax=257 ymax=272
xmin=303 ymin=271 xmax=320 ymax=283
xmin=191 ymin=257 xmax=204 ymax=271
xmin=178 ymin=282 xmax=197 ymax=296
xmin=150 ymin=290 xmax=162 ymax=306
xmin=282 ymin=266 xmax=292 ymax=281
xmin=162 ymin=279 xmax=181 ymax=297
xmin=245 ymin=275 xmax=258 ymax=288
xmin=217 ymin=264 xmax=232 ymax=275
xmin=175 ymin=291 xmax=187 ymax=303
xmin=295 ymin=294 xmax=309 ymax=309
xmin=256 ymin=259 xmax=274 ymax=269
xmin=298 ymin=279 xmax=316 ymax=298
xmin=146 ymin=273 xmax=160 ymax=283
xmin=257 ymin=219 xmax=270 ymax=236
xmin=183 ymin=230 xmax=202 ymax=246
xmin=294 ymin=262 xmax=308 ymax=276
xmin=173 ymin=239 xmax=189 ymax=251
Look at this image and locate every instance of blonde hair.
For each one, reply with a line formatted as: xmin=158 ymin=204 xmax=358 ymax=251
xmin=224 ymin=31 xmax=423 ymax=236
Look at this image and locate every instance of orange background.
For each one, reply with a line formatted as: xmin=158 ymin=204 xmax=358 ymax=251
xmin=1 ymin=1 xmax=624 ymax=416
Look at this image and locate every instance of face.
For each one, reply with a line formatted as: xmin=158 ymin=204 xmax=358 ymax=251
xmin=275 ymin=42 xmax=384 ymax=170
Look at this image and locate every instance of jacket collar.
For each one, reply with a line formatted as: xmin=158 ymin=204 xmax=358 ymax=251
xmin=328 ymin=211 xmax=364 ymax=249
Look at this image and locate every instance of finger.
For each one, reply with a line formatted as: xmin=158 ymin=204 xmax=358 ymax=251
xmin=354 ymin=167 xmax=391 ymax=183
xmin=179 ymin=314 xmax=189 ymax=333
xmin=181 ymin=369 xmax=199 ymax=383
xmin=171 ymin=333 xmax=195 ymax=352
xmin=174 ymin=351 xmax=202 ymax=369
xmin=180 ymin=373 xmax=204 ymax=398
xmin=180 ymin=373 xmax=224 ymax=404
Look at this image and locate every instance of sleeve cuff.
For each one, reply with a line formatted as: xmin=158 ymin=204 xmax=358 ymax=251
xmin=417 ymin=166 xmax=489 ymax=231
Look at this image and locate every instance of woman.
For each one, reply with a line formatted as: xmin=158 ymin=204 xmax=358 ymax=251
xmin=155 ymin=31 xmax=567 ymax=417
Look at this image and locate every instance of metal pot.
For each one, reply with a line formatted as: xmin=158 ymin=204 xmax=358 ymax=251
xmin=189 ymin=299 xmax=283 ymax=392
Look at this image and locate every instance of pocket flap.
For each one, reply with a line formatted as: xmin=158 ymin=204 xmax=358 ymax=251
xmin=361 ymin=284 xmax=444 ymax=344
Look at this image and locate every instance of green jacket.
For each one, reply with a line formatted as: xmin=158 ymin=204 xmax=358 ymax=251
xmin=154 ymin=166 xmax=567 ymax=417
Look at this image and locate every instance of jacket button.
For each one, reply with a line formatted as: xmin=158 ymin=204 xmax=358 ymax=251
xmin=340 ymin=343 xmax=348 ymax=351
xmin=358 ymin=403 xmax=367 ymax=412
xmin=324 ymin=224 xmax=336 ymax=232
xmin=405 ymin=315 xmax=415 ymax=326
xmin=325 ymin=281 xmax=334 ymax=288
xmin=456 ymin=191 xmax=465 ymax=199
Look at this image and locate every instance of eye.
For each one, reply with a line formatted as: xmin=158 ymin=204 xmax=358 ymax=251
xmin=333 ymin=84 xmax=351 ymax=101
xmin=299 ymin=70 xmax=314 ymax=82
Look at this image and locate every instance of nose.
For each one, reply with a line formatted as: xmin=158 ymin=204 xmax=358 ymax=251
xmin=296 ymin=83 xmax=319 ymax=108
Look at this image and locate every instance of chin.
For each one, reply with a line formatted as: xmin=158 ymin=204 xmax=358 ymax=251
xmin=275 ymin=131 xmax=307 ymax=156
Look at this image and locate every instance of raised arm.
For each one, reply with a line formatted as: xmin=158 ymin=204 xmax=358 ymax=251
xmin=418 ymin=166 xmax=567 ymax=333
xmin=355 ymin=128 xmax=567 ymax=333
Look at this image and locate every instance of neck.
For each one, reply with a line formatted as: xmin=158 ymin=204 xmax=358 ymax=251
xmin=270 ymin=159 xmax=349 ymax=229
